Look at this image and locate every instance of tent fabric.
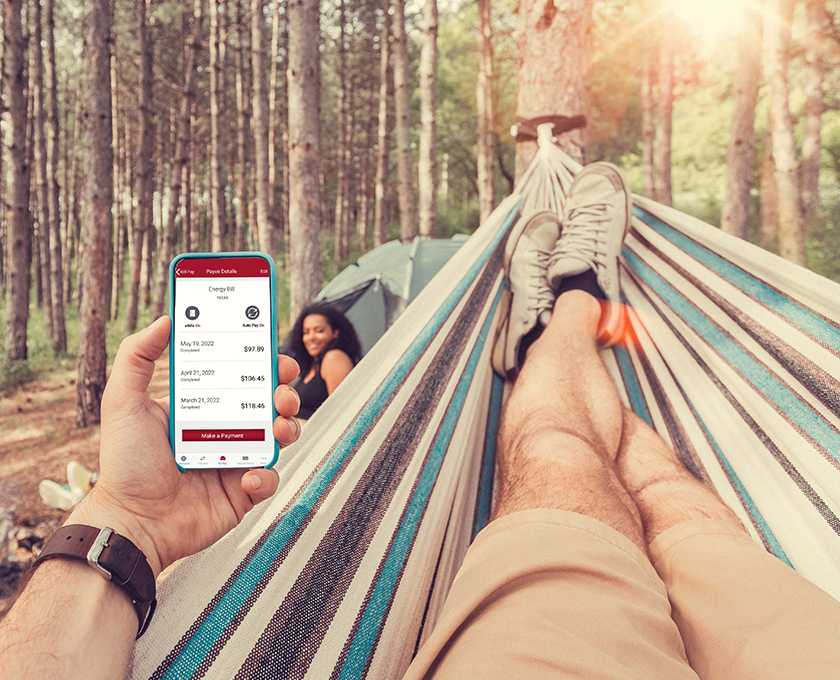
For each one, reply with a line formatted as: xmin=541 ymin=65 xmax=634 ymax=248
xmin=131 ymin=132 xmax=840 ymax=680
xmin=314 ymin=236 xmax=469 ymax=355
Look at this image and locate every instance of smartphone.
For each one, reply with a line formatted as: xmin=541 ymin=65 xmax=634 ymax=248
xmin=168 ymin=252 xmax=279 ymax=470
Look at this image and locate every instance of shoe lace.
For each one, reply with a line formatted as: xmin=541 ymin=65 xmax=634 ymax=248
xmin=550 ymin=202 xmax=610 ymax=270
xmin=528 ymin=249 xmax=555 ymax=313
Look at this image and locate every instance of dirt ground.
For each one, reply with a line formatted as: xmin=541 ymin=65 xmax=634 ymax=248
xmin=0 ymin=356 xmax=169 ymax=523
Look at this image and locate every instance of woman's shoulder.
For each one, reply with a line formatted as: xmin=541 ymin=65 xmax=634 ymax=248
xmin=321 ymin=348 xmax=353 ymax=367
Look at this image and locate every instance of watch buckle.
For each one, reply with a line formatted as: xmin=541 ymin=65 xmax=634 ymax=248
xmin=86 ymin=527 xmax=114 ymax=580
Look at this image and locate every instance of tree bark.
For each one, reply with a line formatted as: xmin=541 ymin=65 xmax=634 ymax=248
xmin=392 ymin=0 xmax=417 ymax=242
xmin=641 ymin=33 xmax=656 ymax=198
xmin=287 ymin=0 xmax=322 ymax=322
xmin=334 ymin=0 xmax=348 ymax=259
xmin=515 ymin=0 xmax=592 ymax=180
xmin=373 ymin=4 xmax=390 ymax=248
xmin=152 ymin=0 xmax=202 ymax=319
xmin=125 ymin=0 xmax=154 ymax=331
xmin=655 ymin=13 xmax=674 ymax=207
xmin=418 ymin=0 xmax=437 ymax=239
xmin=720 ymin=3 xmax=762 ymax=240
xmin=476 ymin=0 xmax=494 ymax=221
xmin=77 ymin=0 xmax=113 ymax=427
xmin=235 ymin=0 xmax=250 ymax=252
xmin=252 ymin=0 xmax=273 ymax=255
xmin=32 ymin=0 xmax=55 ymax=343
xmin=801 ymin=0 xmax=825 ymax=233
xmin=3 ymin=0 xmax=31 ymax=362
xmin=763 ymin=0 xmax=804 ymax=264
xmin=210 ymin=0 xmax=227 ymax=252
xmin=268 ymin=0 xmax=281 ymax=235
xmin=759 ymin=126 xmax=778 ymax=251
xmin=356 ymin=90 xmax=373 ymax=253
xmin=110 ymin=36 xmax=122 ymax=322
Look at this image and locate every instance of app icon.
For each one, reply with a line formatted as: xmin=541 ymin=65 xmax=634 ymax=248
xmin=186 ymin=306 xmax=200 ymax=320
xmin=245 ymin=305 xmax=260 ymax=320
xmin=220 ymin=456 xmax=226 ymax=461
xmin=181 ymin=456 xmax=187 ymax=461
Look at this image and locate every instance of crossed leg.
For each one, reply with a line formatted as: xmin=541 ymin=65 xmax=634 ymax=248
xmin=405 ymin=290 xmax=840 ymax=680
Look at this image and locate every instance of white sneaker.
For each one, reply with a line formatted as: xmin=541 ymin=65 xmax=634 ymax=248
xmin=67 ymin=461 xmax=96 ymax=496
xmin=492 ymin=210 xmax=561 ymax=380
xmin=39 ymin=479 xmax=83 ymax=510
xmin=548 ymin=162 xmax=631 ymax=346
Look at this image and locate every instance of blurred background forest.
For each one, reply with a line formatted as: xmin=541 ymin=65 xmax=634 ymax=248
xmin=1 ymin=0 xmax=839 ymax=413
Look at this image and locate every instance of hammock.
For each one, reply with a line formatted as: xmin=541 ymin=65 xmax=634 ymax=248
xmin=130 ymin=129 xmax=840 ymax=680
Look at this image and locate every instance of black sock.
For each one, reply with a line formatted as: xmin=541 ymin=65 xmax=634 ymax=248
xmin=555 ymin=268 xmax=605 ymax=301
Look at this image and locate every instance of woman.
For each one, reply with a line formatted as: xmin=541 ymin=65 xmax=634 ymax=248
xmin=286 ymin=304 xmax=362 ymax=422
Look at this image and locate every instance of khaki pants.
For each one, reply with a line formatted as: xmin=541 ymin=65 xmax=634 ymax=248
xmin=404 ymin=510 xmax=840 ymax=680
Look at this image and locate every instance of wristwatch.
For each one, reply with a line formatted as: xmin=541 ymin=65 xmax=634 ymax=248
xmin=33 ymin=525 xmax=157 ymax=637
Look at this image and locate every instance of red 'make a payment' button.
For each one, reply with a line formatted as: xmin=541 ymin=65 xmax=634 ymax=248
xmin=182 ymin=429 xmax=265 ymax=442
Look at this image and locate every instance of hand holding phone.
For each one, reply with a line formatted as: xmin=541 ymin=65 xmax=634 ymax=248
xmin=169 ymin=252 xmax=280 ymax=469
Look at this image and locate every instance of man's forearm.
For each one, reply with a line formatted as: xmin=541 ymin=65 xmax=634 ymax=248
xmin=0 ymin=557 xmax=137 ymax=680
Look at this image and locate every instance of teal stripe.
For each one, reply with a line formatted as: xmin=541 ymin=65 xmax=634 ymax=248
xmin=337 ymin=287 xmax=504 ymax=680
xmin=632 ymin=205 xmax=840 ymax=349
xmin=623 ymin=248 xmax=840 ymax=463
xmin=686 ymin=399 xmax=793 ymax=566
xmin=614 ymin=345 xmax=653 ymax=428
xmin=158 ymin=199 xmax=523 ymax=680
xmin=474 ymin=370 xmax=505 ymax=537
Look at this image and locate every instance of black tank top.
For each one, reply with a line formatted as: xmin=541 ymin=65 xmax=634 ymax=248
xmin=290 ymin=366 xmax=329 ymax=420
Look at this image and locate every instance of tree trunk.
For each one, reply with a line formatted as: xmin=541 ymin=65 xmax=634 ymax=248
xmin=77 ymin=0 xmax=113 ymax=427
xmin=801 ymin=0 xmax=825 ymax=233
xmin=287 ymin=0 xmax=322 ymax=322
xmin=641 ymin=35 xmax=656 ymax=198
xmin=720 ymin=3 xmax=761 ymax=240
xmin=125 ymin=0 xmax=154 ymax=332
xmin=763 ymin=0 xmax=804 ymax=265
xmin=515 ymin=0 xmax=592 ymax=180
xmin=476 ymin=0 xmax=494 ymax=222
xmin=110 ymin=41 xmax=122 ymax=322
xmin=655 ymin=13 xmax=674 ymax=207
xmin=356 ymin=91 xmax=373 ymax=253
xmin=3 ymin=0 xmax=31 ymax=362
xmin=32 ymin=0 xmax=55 ymax=343
xmin=392 ymin=0 xmax=417 ymax=242
xmin=210 ymin=0 xmax=227 ymax=252
xmin=373 ymin=4 xmax=389 ymax=249
xmin=188 ymin=111 xmax=199 ymax=250
xmin=759 ymin=126 xmax=778 ymax=251
xmin=268 ymin=0 xmax=281 ymax=233
xmin=235 ymin=0 xmax=250 ymax=252
xmin=252 ymin=0 xmax=273 ymax=255
xmin=418 ymin=0 xmax=437 ymax=240
xmin=333 ymin=0 xmax=348 ymax=259
xmin=152 ymin=0 xmax=202 ymax=319
xmin=342 ymin=76 xmax=355 ymax=254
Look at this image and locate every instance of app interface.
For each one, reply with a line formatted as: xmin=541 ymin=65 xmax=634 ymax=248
xmin=173 ymin=257 xmax=274 ymax=468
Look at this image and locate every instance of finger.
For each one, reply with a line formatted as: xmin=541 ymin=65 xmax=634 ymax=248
xmin=278 ymin=355 xmax=300 ymax=385
xmin=274 ymin=384 xmax=300 ymax=417
xmin=273 ymin=415 xmax=301 ymax=446
xmin=108 ymin=316 xmax=171 ymax=399
xmin=242 ymin=468 xmax=279 ymax=504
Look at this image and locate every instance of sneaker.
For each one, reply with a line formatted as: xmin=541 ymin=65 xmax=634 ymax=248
xmin=39 ymin=479 xmax=83 ymax=511
xmin=67 ymin=461 xmax=96 ymax=496
xmin=548 ymin=162 xmax=631 ymax=346
xmin=492 ymin=210 xmax=561 ymax=380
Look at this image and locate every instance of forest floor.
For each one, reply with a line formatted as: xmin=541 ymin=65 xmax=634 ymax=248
xmin=0 ymin=356 xmax=169 ymax=614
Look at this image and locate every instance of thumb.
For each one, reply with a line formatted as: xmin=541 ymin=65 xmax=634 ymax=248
xmin=108 ymin=316 xmax=171 ymax=400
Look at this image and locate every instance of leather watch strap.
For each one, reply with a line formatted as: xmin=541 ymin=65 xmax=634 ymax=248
xmin=34 ymin=524 xmax=157 ymax=637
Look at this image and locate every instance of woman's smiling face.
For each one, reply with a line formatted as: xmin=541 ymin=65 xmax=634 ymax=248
xmin=302 ymin=314 xmax=339 ymax=358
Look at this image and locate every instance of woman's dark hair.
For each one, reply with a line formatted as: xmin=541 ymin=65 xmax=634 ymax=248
xmin=286 ymin=303 xmax=362 ymax=376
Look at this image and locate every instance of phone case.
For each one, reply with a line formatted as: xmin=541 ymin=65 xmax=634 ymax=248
xmin=168 ymin=251 xmax=280 ymax=471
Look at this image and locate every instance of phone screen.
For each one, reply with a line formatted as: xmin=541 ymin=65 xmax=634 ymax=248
xmin=171 ymin=255 xmax=276 ymax=468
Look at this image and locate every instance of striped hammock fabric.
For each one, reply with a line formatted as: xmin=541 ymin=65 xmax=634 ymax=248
xmin=130 ymin=135 xmax=840 ymax=680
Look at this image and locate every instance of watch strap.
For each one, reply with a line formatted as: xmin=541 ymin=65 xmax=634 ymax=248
xmin=34 ymin=524 xmax=157 ymax=637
